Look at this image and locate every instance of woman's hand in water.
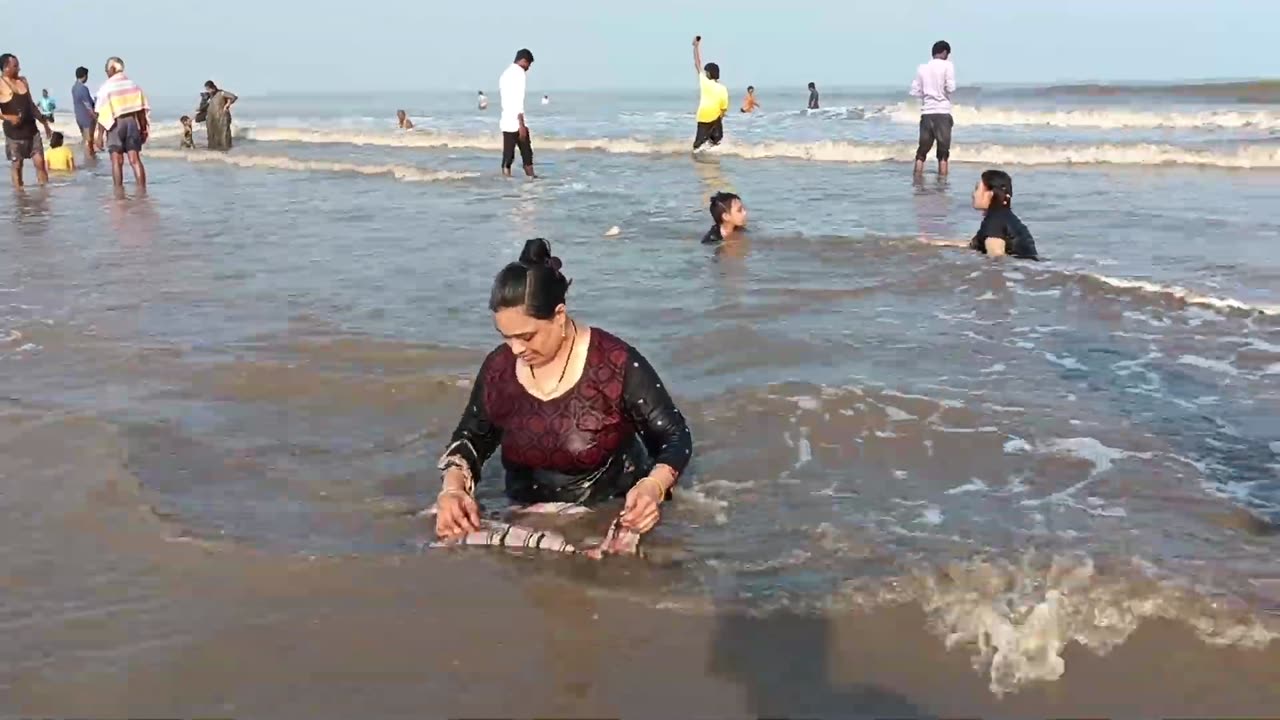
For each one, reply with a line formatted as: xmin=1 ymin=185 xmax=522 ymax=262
xmin=436 ymin=489 xmax=480 ymax=538
xmin=435 ymin=466 xmax=481 ymax=539
xmin=620 ymin=476 xmax=665 ymax=534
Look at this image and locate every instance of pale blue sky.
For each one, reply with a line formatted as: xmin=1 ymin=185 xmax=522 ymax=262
xmin=9 ymin=0 xmax=1277 ymax=97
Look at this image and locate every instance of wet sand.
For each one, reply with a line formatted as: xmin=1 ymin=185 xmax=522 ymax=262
xmin=3 ymin=408 xmax=1279 ymax=719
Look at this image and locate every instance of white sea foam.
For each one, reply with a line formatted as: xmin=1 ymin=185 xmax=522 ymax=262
xmin=1177 ymin=355 xmax=1242 ymax=377
xmin=1082 ymin=272 xmax=1280 ymax=316
xmin=880 ymin=101 xmax=1280 ymax=131
xmin=234 ymin=126 xmax=1280 ymax=169
xmin=886 ymin=553 xmax=1277 ymax=695
xmin=147 ymin=149 xmax=477 ymax=183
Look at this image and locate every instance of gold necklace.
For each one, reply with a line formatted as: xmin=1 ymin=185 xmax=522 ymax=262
xmin=531 ymin=320 xmax=577 ymax=394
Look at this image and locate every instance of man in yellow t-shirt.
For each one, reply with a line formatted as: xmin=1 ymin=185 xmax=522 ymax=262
xmin=692 ymin=36 xmax=728 ymax=150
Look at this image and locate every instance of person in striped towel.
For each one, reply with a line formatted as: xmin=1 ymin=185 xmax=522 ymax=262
xmin=93 ymin=56 xmax=149 ymax=189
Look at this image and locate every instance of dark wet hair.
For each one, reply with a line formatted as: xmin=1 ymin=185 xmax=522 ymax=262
xmin=932 ymin=40 xmax=951 ymax=57
xmin=50 ymin=132 xmax=64 ymax=148
xmin=747 ymin=85 xmax=755 ymax=92
xmin=515 ymin=49 xmax=535 ymax=64
xmin=710 ymin=192 xmax=741 ymax=225
xmin=808 ymin=82 xmax=816 ymax=90
xmin=489 ymin=238 xmax=571 ymax=319
xmin=75 ymin=66 xmax=88 ymax=80
xmin=980 ymin=169 xmax=1013 ymax=211
xmin=705 ymin=63 xmax=720 ymax=81
xmin=204 ymin=80 xmax=217 ymax=91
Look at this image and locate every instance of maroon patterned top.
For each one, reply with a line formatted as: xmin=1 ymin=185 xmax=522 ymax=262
xmin=442 ymin=328 xmax=693 ymax=504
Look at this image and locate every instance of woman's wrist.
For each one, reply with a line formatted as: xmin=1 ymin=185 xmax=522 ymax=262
xmin=440 ymin=461 xmax=474 ymax=496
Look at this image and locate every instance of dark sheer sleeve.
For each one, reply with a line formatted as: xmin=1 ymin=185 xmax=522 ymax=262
xmin=622 ymin=344 xmax=693 ymax=478
xmin=437 ymin=355 xmax=503 ymax=483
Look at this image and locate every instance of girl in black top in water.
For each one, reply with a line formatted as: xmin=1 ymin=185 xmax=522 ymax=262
xmin=970 ymin=170 xmax=1038 ymax=260
xmin=701 ymin=191 xmax=748 ymax=244
xmin=434 ymin=239 xmax=694 ymax=540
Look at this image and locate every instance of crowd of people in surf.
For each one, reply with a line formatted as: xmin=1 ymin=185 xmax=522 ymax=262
xmin=4 ymin=40 xmax=1039 ymax=552
xmin=0 ymin=53 xmax=236 ymax=190
xmin=479 ymin=38 xmax=1037 ymax=261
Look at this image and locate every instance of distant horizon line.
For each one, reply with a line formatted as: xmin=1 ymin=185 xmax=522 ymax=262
xmin=136 ymin=76 xmax=1277 ymax=102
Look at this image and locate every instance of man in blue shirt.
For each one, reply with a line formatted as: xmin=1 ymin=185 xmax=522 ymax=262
xmin=70 ymin=66 xmax=96 ymax=159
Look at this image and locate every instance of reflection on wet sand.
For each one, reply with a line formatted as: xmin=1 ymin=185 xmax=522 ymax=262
xmin=11 ymin=187 xmax=51 ymax=230
xmin=107 ymin=192 xmax=158 ymax=246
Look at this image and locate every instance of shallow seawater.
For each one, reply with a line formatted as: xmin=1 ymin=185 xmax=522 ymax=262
xmin=2 ymin=87 xmax=1279 ymax=707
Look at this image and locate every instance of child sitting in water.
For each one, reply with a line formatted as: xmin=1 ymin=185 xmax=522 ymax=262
xmin=44 ymin=132 xmax=75 ymax=172
xmin=702 ymin=191 xmax=748 ymax=243
xmin=970 ymin=169 xmax=1038 ymax=260
xmin=396 ymin=109 xmax=414 ymax=130
xmin=180 ymin=115 xmax=195 ymax=149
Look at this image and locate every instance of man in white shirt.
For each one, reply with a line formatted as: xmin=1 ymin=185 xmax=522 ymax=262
xmin=909 ymin=40 xmax=956 ymax=176
xmin=499 ymin=48 xmax=535 ymax=178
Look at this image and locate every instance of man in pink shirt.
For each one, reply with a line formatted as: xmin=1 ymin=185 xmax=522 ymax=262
xmin=910 ymin=40 xmax=956 ymax=176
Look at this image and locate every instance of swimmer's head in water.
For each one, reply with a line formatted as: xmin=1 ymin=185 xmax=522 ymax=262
xmin=490 ymin=238 xmax=574 ymax=368
xmin=974 ymin=169 xmax=1013 ymax=212
xmin=932 ymin=40 xmax=951 ymax=59
xmin=705 ymin=63 xmax=720 ymax=81
xmin=710 ymin=192 xmax=747 ymax=230
xmin=514 ymin=49 xmax=535 ymax=70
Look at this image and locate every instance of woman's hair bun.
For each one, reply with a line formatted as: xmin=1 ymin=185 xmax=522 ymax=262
xmin=518 ymin=237 xmax=561 ymax=272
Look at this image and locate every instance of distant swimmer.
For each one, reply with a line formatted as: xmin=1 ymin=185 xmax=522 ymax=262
xmin=478 ymin=91 xmax=488 ymax=110
xmin=807 ymin=82 xmax=819 ymax=110
xmin=970 ymin=170 xmax=1037 ymax=260
xmin=910 ymin=40 xmax=956 ymax=176
xmin=541 ymin=94 xmax=550 ymax=105
xmin=691 ymin=36 xmax=729 ymax=151
xmin=499 ymin=48 xmax=536 ymax=178
xmin=397 ymin=109 xmax=414 ymax=130
xmin=701 ymin=191 xmax=748 ymax=244
xmin=740 ymin=86 xmax=759 ymax=113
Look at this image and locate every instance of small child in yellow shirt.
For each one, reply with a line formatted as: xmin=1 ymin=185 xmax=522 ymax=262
xmin=45 ymin=132 xmax=75 ymax=172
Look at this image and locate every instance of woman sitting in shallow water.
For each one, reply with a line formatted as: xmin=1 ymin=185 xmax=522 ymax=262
xmin=434 ymin=239 xmax=693 ymax=539
xmin=970 ymin=169 xmax=1038 ymax=260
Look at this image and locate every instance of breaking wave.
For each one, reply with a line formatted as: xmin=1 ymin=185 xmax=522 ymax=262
xmin=235 ymin=127 xmax=1280 ymax=169
xmin=147 ymin=148 xmax=478 ymax=183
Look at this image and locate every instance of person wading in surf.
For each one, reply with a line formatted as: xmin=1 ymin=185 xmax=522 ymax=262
xmin=691 ymin=36 xmax=729 ymax=150
xmin=499 ymin=49 xmax=536 ymax=178
xmin=910 ymin=40 xmax=956 ymax=176
xmin=434 ymin=238 xmax=693 ymax=540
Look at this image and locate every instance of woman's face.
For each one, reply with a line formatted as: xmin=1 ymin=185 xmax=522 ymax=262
xmin=494 ymin=304 xmax=567 ymax=368
xmin=726 ymin=198 xmax=748 ymax=228
xmin=972 ymin=180 xmax=993 ymax=211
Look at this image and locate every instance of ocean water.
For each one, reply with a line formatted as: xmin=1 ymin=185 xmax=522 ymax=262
xmin=4 ymin=82 xmax=1280 ymax=709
